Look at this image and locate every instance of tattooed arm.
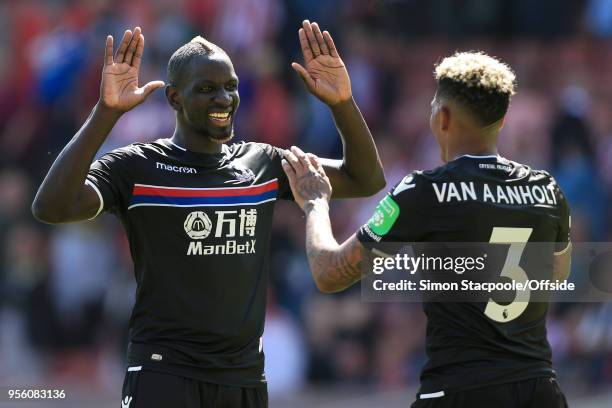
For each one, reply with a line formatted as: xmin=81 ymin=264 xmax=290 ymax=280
xmin=282 ymin=146 xmax=368 ymax=293
xmin=305 ymin=202 xmax=367 ymax=292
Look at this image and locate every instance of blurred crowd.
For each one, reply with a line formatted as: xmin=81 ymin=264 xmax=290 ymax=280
xmin=1 ymin=0 xmax=612 ymax=401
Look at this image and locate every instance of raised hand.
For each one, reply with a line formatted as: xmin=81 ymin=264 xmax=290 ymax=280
xmin=292 ymin=20 xmax=351 ymax=106
xmin=282 ymin=146 xmax=332 ymax=212
xmin=100 ymin=27 xmax=165 ymax=113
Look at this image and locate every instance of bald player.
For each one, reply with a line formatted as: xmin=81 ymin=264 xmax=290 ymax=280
xmin=32 ymin=22 xmax=384 ymax=408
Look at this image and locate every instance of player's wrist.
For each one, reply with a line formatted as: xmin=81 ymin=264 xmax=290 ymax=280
xmin=304 ymin=198 xmax=330 ymax=214
xmin=95 ymin=100 xmax=125 ymax=120
xmin=328 ymin=95 xmax=355 ymax=110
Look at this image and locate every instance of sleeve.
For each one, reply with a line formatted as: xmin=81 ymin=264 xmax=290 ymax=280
xmin=85 ymin=146 xmax=137 ymax=217
xmin=256 ymin=143 xmax=293 ymax=201
xmin=554 ymin=183 xmax=571 ymax=254
xmin=356 ymin=172 xmax=428 ymax=251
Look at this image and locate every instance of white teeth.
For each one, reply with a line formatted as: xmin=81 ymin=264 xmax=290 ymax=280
xmin=209 ymin=112 xmax=230 ymax=119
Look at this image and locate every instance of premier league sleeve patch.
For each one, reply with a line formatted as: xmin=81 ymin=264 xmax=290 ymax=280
xmin=367 ymin=195 xmax=400 ymax=236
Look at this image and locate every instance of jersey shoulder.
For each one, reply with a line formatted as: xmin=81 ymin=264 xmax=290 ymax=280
xmin=389 ymin=164 xmax=460 ymax=202
xmin=378 ymin=170 xmax=432 ymax=220
xmin=248 ymin=142 xmax=284 ymax=161
xmin=504 ymin=160 xmax=568 ymax=204
xmin=223 ymin=141 xmax=282 ymax=161
xmin=101 ymin=139 xmax=168 ymax=162
xmin=509 ymin=159 xmax=555 ymax=183
xmin=388 ymin=170 xmax=428 ymax=199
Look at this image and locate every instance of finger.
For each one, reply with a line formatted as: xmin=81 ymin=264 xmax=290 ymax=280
xmin=131 ymin=34 xmax=145 ymax=68
xmin=281 ymin=148 xmax=292 ymax=159
xmin=115 ymin=29 xmax=132 ymax=62
xmin=308 ymin=155 xmax=331 ymax=188
xmin=322 ymin=31 xmax=339 ymax=58
xmin=291 ymin=146 xmax=316 ymax=173
xmin=137 ymin=80 xmax=166 ymax=99
xmin=298 ymin=28 xmax=313 ymax=63
xmin=306 ymin=153 xmax=325 ymax=175
xmin=285 ymin=148 xmax=305 ymax=175
xmin=311 ymin=22 xmax=329 ymax=55
xmin=281 ymin=159 xmax=297 ymax=184
xmin=291 ymin=62 xmax=315 ymax=91
xmin=105 ymin=35 xmax=114 ymax=65
xmin=124 ymin=27 xmax=141 ymax=64
xmin=302 ymin=20 xmax=321 ymax=57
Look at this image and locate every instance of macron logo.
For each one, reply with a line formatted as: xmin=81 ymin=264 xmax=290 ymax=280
xmin=156 ymin=162 xmax=197 ymax=174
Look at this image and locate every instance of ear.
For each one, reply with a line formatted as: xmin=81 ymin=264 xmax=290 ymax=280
xmin=498 ymin=115 xmax=506 ymax=130
xmin=165 ymin=84 xmax=182 ymax=112
xmin=440 ymin=105 xmax=450 ymax=131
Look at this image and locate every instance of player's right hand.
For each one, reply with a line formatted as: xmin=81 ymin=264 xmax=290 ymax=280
xmin=282 ymin=146 xmax=332 ymax=212
xmin=99 ymin=27 xmax=165 ymax=113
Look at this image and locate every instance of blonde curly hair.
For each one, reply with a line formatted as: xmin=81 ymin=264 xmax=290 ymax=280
xmin=434 ymin=51 xmax=516 ymax=125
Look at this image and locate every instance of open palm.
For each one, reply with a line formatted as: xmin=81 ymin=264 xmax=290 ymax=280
xmin=100 ymin=27 xmax=164 ymax=113
xmin=293 ymin=21 xmax=351 ymax=106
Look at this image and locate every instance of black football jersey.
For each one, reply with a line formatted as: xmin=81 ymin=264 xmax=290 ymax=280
xmin=86 ymin=138 xmax=292 ymax=387
xmin=357 ymin=154 xmax=570 ymax=395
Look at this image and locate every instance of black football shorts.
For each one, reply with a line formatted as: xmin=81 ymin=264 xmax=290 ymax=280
xmin=121 ymin=366 xmax=268 ymax=408
xmin=411 ymin=377 xmax=568 ymax=408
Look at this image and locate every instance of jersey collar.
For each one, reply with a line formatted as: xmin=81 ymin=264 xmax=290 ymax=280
xmin=167 ymin=139 xmax=187 ymax=151
xmin=164 ymin=138 xmax=230 ymax=157
xmin=452 ymin=153 xmax=500 ymax=161
xmin=161 ymin=138 xmax=231 ymax=166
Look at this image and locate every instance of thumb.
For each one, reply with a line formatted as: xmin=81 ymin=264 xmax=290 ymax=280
xmin=291 ymin=62 xmax=315 ymax=91
xmin=138 ymin=80 xmax=166 ymax=98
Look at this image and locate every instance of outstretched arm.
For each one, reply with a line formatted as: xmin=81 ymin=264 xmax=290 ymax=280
xmin=32 ymin=27 xmax=164 ymax=223
xmin=293 ymin=20 xmax=385 ymax=198
xmin=282 ymin=147 xmax=368 ymax=292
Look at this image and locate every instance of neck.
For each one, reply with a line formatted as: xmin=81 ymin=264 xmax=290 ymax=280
xmin=444 ymin=120 xmax=500 ymax=162
xmin=171 ymin=123 xmax=224 ymax=154
xmin=445 ymin=137 xmax=498 ymax=161
xmin=450 ymin=146 xmax=498 ymax=160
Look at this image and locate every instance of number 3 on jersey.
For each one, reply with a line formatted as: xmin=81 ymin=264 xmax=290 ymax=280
xmin=484 ymin=227 xmax=533 ymax=323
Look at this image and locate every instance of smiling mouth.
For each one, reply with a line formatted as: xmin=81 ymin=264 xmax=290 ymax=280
xmin=208 ymin=111 xmax=232 ymax=127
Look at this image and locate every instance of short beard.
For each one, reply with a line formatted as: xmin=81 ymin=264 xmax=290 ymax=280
xmin=209 ymin=129 xmax=234 ymax=144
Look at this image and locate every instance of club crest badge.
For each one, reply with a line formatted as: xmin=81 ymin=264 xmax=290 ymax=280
xmin=225 ymin=163 xmax=255 ymax=184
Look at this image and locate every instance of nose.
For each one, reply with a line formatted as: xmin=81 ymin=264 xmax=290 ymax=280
xmin=213 ymin=89 xmax=232 ymax=107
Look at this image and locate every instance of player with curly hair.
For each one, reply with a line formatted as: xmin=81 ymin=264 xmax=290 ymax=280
xmin=283 ymin=51 xmax=571 ymax=408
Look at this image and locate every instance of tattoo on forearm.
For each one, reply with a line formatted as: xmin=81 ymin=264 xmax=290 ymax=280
xmin=305 ymin=202 xmax=367 ymax=292
xmin=328 ymin=242 xmax=364 ymax=285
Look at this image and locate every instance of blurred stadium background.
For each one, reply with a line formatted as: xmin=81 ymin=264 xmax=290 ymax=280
xmin=1 ymin=0 xmax=612 ymax=406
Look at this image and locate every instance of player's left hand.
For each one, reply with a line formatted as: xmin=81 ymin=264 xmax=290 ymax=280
xmin=282 ymin=146 xmax=332 ymax=212
xmin=292 ymin=20 xmax=351 ymax=106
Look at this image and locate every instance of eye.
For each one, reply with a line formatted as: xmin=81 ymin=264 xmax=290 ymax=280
xmin=226 ymin=83 xmax=238 ymax=91
xmin=199 ymin=86 xmax=213 ymax=93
